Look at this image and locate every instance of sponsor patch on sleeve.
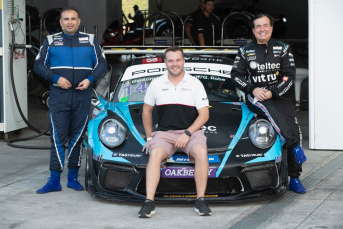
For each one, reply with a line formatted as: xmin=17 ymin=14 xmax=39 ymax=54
xmin=283 ymin=76 xmax=289 ymax=81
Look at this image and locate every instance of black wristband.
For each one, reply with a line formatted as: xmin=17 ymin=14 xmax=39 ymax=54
xmin=184 ymin=130 xmax=191 ymax=137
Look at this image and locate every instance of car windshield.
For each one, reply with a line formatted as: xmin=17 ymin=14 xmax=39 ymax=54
xmin=115 ymin=73 xmax=243 ymax=103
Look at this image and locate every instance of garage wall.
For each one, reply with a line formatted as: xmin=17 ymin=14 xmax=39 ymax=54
xmin=309 ymin=0 xmax=343 ymax=150
xmin=26 ymin=0 xmax=122 ymax=43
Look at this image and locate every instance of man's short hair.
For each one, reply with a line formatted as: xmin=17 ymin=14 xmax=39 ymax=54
xmin=251 ymin=13 xmax=274 ymax=28
xmin=60 ymin=6 xmax=80 ymax=19
xmin=165 ymin=46 xmax=184 ymax=58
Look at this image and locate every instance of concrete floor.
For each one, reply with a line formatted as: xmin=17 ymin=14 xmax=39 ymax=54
xmin=1 ymin=55 xmax=342 ymax=229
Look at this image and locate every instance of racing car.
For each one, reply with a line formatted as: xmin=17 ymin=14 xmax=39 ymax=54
xmin=84 ymin=55 xmax=288 ymax=203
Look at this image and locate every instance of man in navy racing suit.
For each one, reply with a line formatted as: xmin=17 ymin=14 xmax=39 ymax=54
xmin=34 ymin=6 xmax=107 ymax=194
xmin=231 ymin=13 xmax=307 ymax=193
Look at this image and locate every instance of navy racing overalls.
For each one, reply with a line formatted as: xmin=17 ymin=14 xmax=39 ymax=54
xmin=34 ymin=32 xmax=107 ymax=172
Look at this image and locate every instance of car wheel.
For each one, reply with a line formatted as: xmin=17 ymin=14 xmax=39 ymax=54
xmin=224 ymin=12 xmax=253 ymax=39
xmin=85 ymin=148 xmax=90 ymax=191
xmin=159 ymin=27 xmax=173 ymax=37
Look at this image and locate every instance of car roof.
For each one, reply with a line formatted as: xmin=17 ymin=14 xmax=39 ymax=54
xmin=128 ymin=55 xmax=234 ymax=66
xmin=119 ymin=55 xmax=234 ymax=82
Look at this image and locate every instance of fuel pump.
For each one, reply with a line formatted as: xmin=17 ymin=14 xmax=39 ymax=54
xmin=0 ymin=0 xmax=28 ymax=140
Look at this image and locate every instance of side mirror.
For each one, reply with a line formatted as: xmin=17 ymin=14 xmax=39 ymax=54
xmin=91 ymin=89 xmax=100 ymax=106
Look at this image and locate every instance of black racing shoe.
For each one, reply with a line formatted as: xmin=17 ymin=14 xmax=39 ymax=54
xmin=195 ymin=197 xmax=212 ymax=216
xmin=138 ymin=199 xmax=155 ymax=218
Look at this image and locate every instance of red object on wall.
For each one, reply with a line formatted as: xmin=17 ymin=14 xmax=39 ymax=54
xmin=157 ymin=0 xmax=162 ymax=11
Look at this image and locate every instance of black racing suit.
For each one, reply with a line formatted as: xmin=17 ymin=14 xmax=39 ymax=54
xmin=186 ymin=8 xmax=203 ymax=45
xmin=231 ymin=38 xmax=302 ymax=178
xmin=195 ymin=13 xmax=221 ymax=46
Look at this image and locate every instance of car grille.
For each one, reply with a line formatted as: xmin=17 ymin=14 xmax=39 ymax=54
xmin=104 ymin=169 xmax=133 ymax=190
xmin=244 ymin=163 xmax=279 ymax=190
xmin=136 ymin=177 xmax=242 ymax=195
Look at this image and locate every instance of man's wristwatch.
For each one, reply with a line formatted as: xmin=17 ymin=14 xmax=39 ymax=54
xmin=147 ymin=137 xmax=153 ymax=141
xmin=184 ymin=130 xmax=191 ymax=137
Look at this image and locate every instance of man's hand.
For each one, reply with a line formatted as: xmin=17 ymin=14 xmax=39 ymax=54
xmin=76 ymin=79 xmax=90 ymax=90
xmin=174 ymin=133 xmax=190 ymax=148
xmin=262 ymin=89 xmax=273 ymax=100
xmin=57 ymin=77 xmax=72 ymax=89
xmin=253 ymin=88 xmax=268 ymax=101
xmin=142 ymin=140 xmax=151 ymax=154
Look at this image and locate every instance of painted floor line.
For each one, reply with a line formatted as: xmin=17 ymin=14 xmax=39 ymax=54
xmin=230 ymin=153 xmax=343 ymax=229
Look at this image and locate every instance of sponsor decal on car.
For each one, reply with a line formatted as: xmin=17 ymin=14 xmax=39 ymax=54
xmin=167 ymin=155 xmax=220 ymax=163
xmin=275 ymin=156 xmax=282 ymax=163
xmin=235 ymin=153 xmax=263 ymax=158
xmin=162 ymin=167 xmax=216 ymax=178
xmin=112 ymin=153 xmax=143 ymax=158
xmin=163 ymin=195 xmax=218 ymax=198
xmin=201 ymin=125 xmax=217 ymax=134
xmin=184 ymin=57 xmax=223 ymax=62
xmin=142 ymin=57 xmax=162 ymax=64
xmin=121 ymin=63 xmax=233 ymax=81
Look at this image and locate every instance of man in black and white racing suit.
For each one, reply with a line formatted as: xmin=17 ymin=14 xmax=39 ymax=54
xmin=231 ymin=13 xmax=307 ymax=193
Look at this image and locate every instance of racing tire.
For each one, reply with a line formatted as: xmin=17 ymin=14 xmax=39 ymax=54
xmin=224 ymin=12 xmax=253 ymax=39
xmin=41 ymin=91 xmax=49 ymax=109
xmin=85 ymin=148 xmax=90 ymax=191
xmin=42 ymin=8 xmax=62 ymax=33
xmin=160 ymin=27 xmax=173 ymax=37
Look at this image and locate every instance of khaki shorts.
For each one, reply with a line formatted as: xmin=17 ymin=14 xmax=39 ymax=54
xmin=148 ymin=129 xmax=207 ymax=163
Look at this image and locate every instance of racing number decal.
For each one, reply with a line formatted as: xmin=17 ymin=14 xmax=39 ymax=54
xmin=123 ymin=82 xmax=148 ymax=96
xmin=135 ymin=82 xmax=147 ymax=93
xmin=123 ymin=85 xmax=132 ymax=96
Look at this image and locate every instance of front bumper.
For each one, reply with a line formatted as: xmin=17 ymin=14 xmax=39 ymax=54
xmin=86 ymin=146 xmax=288 ymax=203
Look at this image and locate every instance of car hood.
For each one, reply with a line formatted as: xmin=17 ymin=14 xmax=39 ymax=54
xmin=119 ymin=102 xmax=243 ymax=150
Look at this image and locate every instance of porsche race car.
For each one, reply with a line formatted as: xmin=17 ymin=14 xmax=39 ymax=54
xmin=84 ymin=55 xmax=288 ymax=203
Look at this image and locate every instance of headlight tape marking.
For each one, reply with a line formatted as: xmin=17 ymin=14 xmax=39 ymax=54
xmin=244 ymin=136 xmax=283 ymax=164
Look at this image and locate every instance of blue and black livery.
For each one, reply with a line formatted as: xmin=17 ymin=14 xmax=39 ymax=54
xmin=84 ymin=56 xmax=288 ymax=203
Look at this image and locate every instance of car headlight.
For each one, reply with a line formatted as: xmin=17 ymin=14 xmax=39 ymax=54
xmin=99 ymin=119 xmax=127 ymax=148
xmin=249 ymin=119 xmax=276 ymax=149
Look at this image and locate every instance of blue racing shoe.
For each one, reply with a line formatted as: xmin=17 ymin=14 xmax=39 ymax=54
xmin=289 ymin=178 xmax=307 ymax=194
xmin=67 ymin=169 xmax=84 ymax=191
xmin=292 ymin=145 xmax=307 ymax=164
xmin=36 ymin=176 xmax=62 ymax=194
